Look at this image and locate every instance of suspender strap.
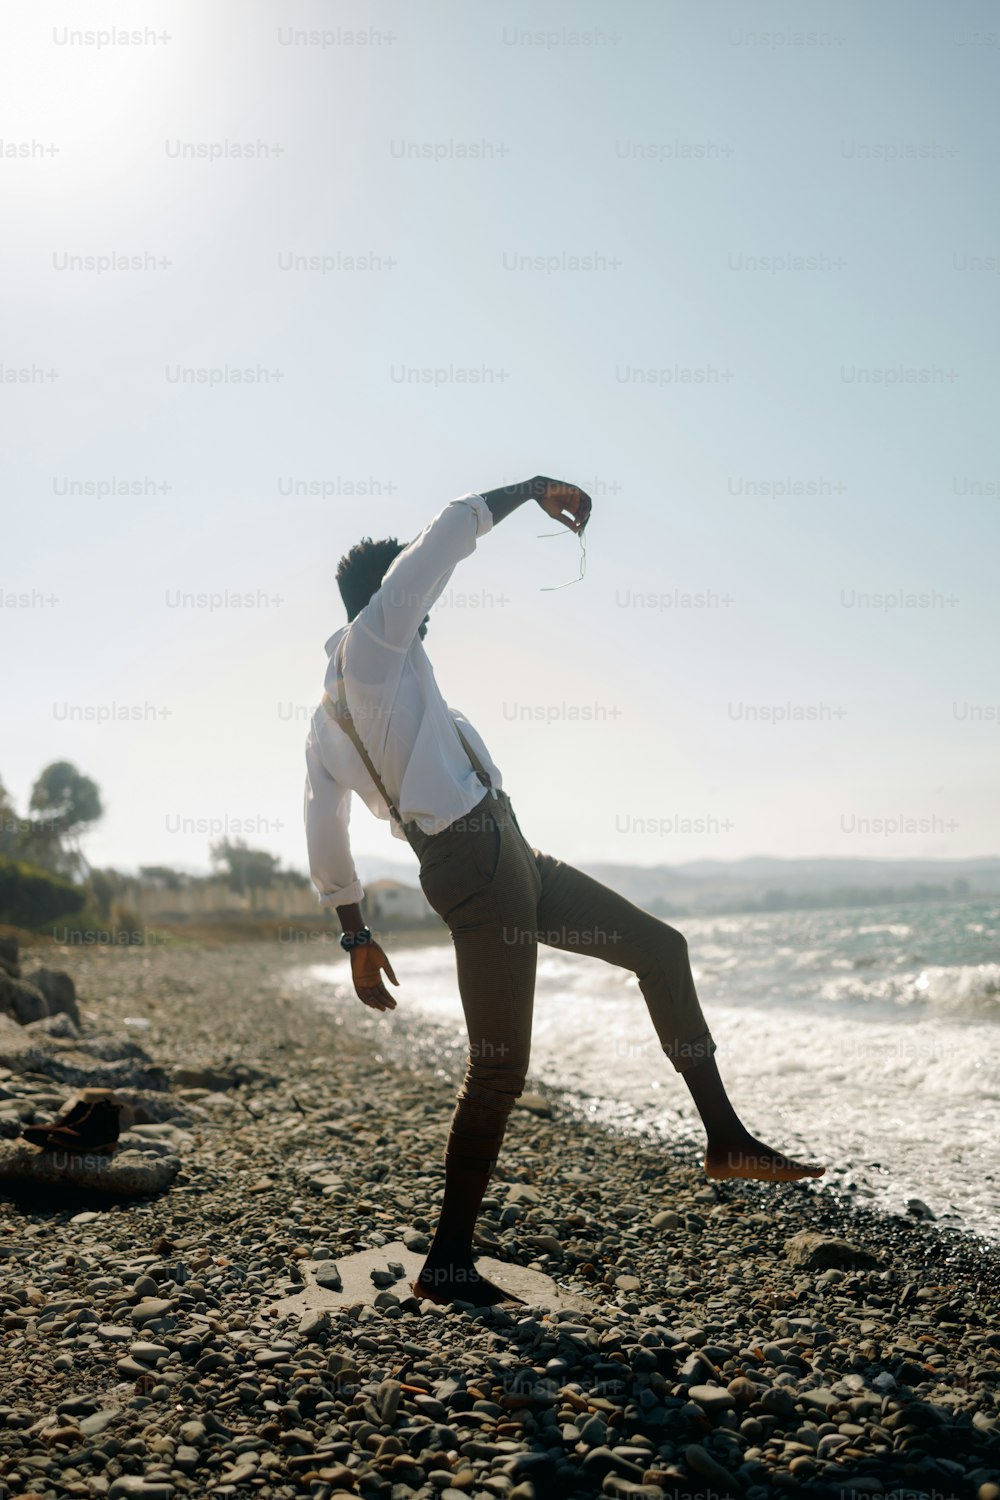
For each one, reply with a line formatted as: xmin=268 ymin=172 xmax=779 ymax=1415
xmin=454 ymin=725 xmax=496 ymax=795
xmin=321 ymin=636 xmax=406 ymax=826
xmin=320 ymin=633 xmax=494 ymax=830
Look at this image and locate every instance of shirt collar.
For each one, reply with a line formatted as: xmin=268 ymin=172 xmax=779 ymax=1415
xmin=324 ymin=624 xmax=348 ymax=658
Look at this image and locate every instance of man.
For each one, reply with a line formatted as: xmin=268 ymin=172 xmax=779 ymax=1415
xmin=304 ymin=476 xmax=824 ymax=1308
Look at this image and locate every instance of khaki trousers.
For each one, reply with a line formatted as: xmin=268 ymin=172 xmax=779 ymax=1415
xmin=403 ymin=788 xmax=716 ymax=1173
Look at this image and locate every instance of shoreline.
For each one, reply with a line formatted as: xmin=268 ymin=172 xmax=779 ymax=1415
xmin=0 ymin=939 xmax=997 ymax=1499
xmin=305 ymin=927 xmax=1000 ymax=1254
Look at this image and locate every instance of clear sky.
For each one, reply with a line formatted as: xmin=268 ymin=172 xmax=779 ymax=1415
xmin=2 ymin=0 xmax=998 ymax=882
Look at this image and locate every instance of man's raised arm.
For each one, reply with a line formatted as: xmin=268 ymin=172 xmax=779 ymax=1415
xmin=480 ymin=476 xmax=592 ymax=529
xmin=366 ymin=478 xmax=592 ymax=650
xmin=366 ymin=492 xmax=494 ymax=650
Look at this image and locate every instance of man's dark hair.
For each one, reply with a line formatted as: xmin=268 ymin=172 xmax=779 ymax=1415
xmin=336 ymin=536 xmax=406 ymax=621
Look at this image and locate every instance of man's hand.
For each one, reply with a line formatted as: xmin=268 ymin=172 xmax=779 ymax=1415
xmin=350 ymin=942 xmax=398 ymax=1011
xmin=533 ymin=477 xmax=592 ymax=534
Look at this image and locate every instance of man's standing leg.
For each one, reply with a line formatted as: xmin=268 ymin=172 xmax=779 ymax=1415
xmin=413 ymin=794 xmax=542 ymax=1304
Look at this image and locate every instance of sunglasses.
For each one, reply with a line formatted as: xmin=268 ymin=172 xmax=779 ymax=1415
xmin=537 ymin=523 xmax=588 ymax=591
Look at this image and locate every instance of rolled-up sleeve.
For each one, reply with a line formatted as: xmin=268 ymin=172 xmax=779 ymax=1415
xmin=454 ymin=492 xmax=493 ymax=535
xmin=365 ymin=492 xmax=493 ymax=650
xmin=304 ymin=728 xmax=364 ymax=908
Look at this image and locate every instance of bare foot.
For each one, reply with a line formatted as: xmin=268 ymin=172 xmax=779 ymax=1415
xmin=705 ymin=1134 xmax=826 ymax=1182
xmin=411 ymin=1256 xmax=526 ymax=1308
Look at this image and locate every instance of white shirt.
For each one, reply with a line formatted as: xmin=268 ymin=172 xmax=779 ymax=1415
xmin=303 ymin=492 xmax=502 ymax=909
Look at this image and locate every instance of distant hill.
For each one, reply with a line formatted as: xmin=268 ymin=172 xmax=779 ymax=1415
xmin=353 ymin=853 xmax=1000 ymax=917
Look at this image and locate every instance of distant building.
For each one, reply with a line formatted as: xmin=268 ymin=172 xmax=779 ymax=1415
xmin=118 ymin=869 xmax=436 ymax=928
xmin=122 ymin=870 xmax=319 ymax=920
xmin=365 ymin=878 xmax=433 ymax=926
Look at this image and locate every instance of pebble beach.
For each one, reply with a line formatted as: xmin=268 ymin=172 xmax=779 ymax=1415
xmin=1 ymin=939 xmax=998 ymax=1500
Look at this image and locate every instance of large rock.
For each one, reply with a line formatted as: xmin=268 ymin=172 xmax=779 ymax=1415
xmin=114 ymin=1089 xmax=192 ymax=1124
xmin=169 ymin=1065 xmax=239 ymax=1092
xmin=0 ymin=971 xmax=49 ymax=1025
xmin=0 ymin=937 xmax=19 ymax=978
xmin=0 ymin=1027 xmax=169 ymax=1092
xmin=171 ymin=1061 xmax=269 ymax=1091
xmin=516 ymin=1091 xmax=552 ymax=1117
xmin=0 ymin=1139 xmax=180 ymax=1197
xmin=0 ymin=1011 xmax=25 ymax=1049
xmin=22 ymin=968 xmax=79 ymax=1026
xmin=24 ymin=1012 xmax=80 ymax=1040
xmin=784 ymin=1230 xmax=881 ymax=1270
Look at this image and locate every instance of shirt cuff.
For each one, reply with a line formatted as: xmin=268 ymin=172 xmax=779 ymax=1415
xmin=453 ymin=492 xmax=494 ymax=537
xmin=316 ymin=878 xmax=365 ymax=909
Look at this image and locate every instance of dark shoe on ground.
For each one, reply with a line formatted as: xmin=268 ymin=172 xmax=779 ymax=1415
xmin=20 ymin=1090 xmax=121 ymax=1154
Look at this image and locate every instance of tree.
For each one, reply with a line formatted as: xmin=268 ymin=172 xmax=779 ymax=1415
xmin=88 ymin=867 xmax=124 ymax=921
xmin=29 ymin=761 xmax=102 ymax=835
xmin=210 ymin=838 xmax=282 ymax=910
xmin=25 ymin=761 xmax=103 ymax=878
xmin=0 ymin=777 xmax=19 ymax=858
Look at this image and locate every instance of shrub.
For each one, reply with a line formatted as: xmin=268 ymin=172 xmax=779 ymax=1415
xmin=0 ymin=856 xmax=86 ymax=928
xmin=50 ymin=905 xmax=153 ymax=946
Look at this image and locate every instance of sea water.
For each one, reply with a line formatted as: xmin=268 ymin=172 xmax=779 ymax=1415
xmin=304 ymin=898 xmax=1000 ymax=1243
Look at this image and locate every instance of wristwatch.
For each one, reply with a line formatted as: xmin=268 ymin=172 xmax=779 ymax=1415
xmin=340 ymin=926 xmax=374 ymax=952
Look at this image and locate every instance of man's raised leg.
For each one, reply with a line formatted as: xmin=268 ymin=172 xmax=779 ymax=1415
xmin=530 ymin=844 xmax=825 ymax=1182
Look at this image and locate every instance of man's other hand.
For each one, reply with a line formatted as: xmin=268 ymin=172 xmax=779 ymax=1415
xmin=350 ymin=942 xmax=399 ymax=1011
